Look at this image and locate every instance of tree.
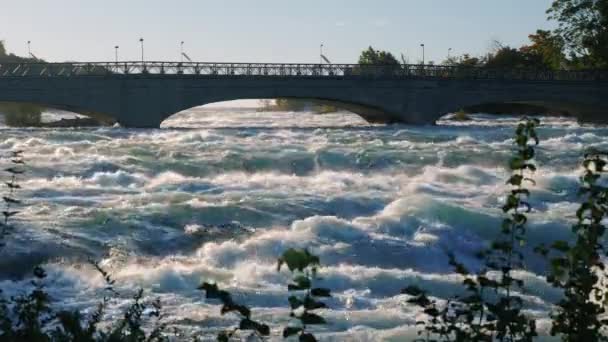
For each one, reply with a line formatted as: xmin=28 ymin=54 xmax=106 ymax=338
xmin=442 ymin=53 xmax=484 ymax=67
xmin=520 ymin=30 xmax=566 ymax=70
xmin=547 ymin=0 xmax=608 ymax=68
xmin=0 ymin=41 xmax=6 ymax=57
xmin=486 ymin=44 xmax=530 ymax=69
xmin=358 ymin=46 xmax=400 ymax=65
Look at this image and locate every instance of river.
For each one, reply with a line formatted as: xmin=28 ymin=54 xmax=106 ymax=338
xmin=1 ymin=106 xmax=606 ymax=340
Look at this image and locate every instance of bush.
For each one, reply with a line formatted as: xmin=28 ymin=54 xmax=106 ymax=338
xmin=1 ymin=103 xmax=42 ymax=127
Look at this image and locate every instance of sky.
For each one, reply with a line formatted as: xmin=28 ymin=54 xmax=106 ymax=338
xmin=1 ymin=0 xmax=556 ymax=64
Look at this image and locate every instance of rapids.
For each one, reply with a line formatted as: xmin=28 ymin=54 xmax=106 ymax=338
xmin=1 ymin=105 xmax=606 ymax=340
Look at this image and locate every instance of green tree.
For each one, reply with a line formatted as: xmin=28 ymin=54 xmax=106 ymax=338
xmin=358 ymin=46 xmax=400 ymax=65
xmin=537 ymin=150 xmax=608 ymax=341
xmin=520 ymin=30 xmax=566 ymax=70
xmin=547 ymin=0 xmax=608 ymax=68
xmin=443 ymin=54 xmax=484 ymax=67
xmin=486 ymin=45 xmax=530 ymax=69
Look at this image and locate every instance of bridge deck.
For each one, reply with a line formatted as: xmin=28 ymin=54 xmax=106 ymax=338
xmin=0 ymin=62 xmax=606 ymax=82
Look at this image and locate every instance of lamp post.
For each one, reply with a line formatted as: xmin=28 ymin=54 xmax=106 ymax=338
xmin=139 ymin=38 xmax=145 ymax=63
xmin=114 ymin=45 xmax=119 ymax=63
xmin=420 ymin=43 xmax=425 ymax=65
xmin=180 ymin=41 xmax=184 ymax=63
xmin=27 ymin=41 xmax=31 ymax=58
xmin=448 ymin=47 xmax=452 ymax=60
xmin=320 ymin=43 xmax=324 ymax=64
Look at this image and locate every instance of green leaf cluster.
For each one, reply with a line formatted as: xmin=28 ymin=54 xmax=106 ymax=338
xmin=278 ymin=248 xmax=330 ymax=342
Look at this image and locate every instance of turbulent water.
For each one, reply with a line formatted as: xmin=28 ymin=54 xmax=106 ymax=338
xmin=1 ymin=106 xmax=607 ymax=341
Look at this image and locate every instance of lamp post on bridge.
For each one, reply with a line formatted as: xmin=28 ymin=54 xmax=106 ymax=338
xmin=420 ymin=43 xmax=425 ymax=65
xmin=448 ymin=47 xmax=452 ymax=61
xmin=27 ymin=41 xmax=31 ymax=58
xmin=180 ymin=41 xmax=184 ymax=63
xmin=139 ymin=38 xmax=145 ymax=64
xmin=320 ymin=43 xmax=324 ymax=65
xmin=114 ymin=45 xmax=119 ymax=63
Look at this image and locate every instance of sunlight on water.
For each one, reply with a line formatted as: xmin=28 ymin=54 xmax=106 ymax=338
xmin=1 ymin=106 xmax=606 ymax=339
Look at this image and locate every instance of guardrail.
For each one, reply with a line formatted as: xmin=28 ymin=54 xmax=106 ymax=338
xmin=0 ymin=62 xmax=606 ymax=81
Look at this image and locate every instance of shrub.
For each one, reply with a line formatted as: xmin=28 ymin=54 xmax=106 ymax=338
xmin=1 ymin=103 xmax=42 ymax=127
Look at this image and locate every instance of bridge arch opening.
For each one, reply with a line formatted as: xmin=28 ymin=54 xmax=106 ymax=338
xmin=0 ymin=101 xmax=116 ymax=128
xmin=160 ymin=99 xmax=384 ymax=129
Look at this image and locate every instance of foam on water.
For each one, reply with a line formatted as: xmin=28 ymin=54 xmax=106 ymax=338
xmin=1 ymin=107 xmax=608 ymax=339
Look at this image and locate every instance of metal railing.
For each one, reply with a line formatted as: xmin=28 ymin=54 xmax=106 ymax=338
xmin=0 ymin=61 xmax=606 ymax=81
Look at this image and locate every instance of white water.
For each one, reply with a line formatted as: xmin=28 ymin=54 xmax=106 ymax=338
xmin=1 ymin=107 xmax=606 ymax=340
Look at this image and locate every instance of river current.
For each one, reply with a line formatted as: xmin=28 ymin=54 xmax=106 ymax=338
xmin=1 ymin=106 xmax=606 ymax=340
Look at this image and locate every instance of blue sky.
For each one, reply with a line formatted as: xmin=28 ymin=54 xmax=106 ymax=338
xmin=1 ymin=0 xmax=555 ymax=64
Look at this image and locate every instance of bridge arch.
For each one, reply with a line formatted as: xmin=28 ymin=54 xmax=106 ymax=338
xmin=0 ymin=100 xmax=116 ymax=126
xmin=158 ymin=96 xmax=396 ymax=127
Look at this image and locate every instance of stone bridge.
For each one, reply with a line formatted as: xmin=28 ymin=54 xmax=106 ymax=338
xmin=0 ymin=62 xmax=607 ymax=127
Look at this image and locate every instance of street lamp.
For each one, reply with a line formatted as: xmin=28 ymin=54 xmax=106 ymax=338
xmin=114 ymin=45 xmax=119 ymax=63
xmin=27 ymin=41 xmax=31 ymax=58
xmin=448 ymin=47 xmax=452 ymax=60
xmin=139 ymin=38 xmax=145 ymax=63
xmin=180 ymin=41 xmax=184 ymax=62
xmin=420 ymin=43 xmax=425 ymax=65
xmin=320 ymin=43 xmax=324 ymax=64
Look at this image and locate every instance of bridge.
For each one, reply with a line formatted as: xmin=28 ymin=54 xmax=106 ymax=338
xmin=0 ymin=61 xmax=607 ymax=127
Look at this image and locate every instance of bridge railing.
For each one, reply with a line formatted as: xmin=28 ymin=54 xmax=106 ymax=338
xmin=0 ymin=62 xmax=606 ymax=81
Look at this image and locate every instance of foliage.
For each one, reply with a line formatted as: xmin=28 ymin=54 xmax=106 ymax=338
xmin=0 ymin=151 xmax=168 ymax=341
xmin=520 ymin=30 xmax=566 ymax=70
xmin=547 ymin=0 xmax=608 ymax=68
xmin=443 ymin=53 xmax=485 ymax=67
xmin=258 ymin=98 xmax=308 ymax=112
xmin=199 ymin=282 xmax=270 ymax=341
xmin=452 ymin=110 xmax=471 ymax=121
xmin=0 ymin=262 xmax=168 ymax=341
xmin=358 ymin=46 xmax=400 ymax=65
xmin=311 ymin=104 xmax=338 ymax=114
xmin=485 ymin=44 xmax=542 ymax=69
xmin=257 ymin=99 xmax=338 ymax=114
xmin=406 ymin=118 xmax=539 ymax=341
xmin=0 ymin=150 xmax=24 ymax=248
xmin=278 ymin=248 xmax=331 ymax=342
xmin=1 ymin=102 xmax=42 ymax=127
xmin=536 ymin=149 xmax=608 ymax=341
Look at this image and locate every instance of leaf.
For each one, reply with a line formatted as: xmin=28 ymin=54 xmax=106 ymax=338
xmin=278 ymin=248 xmax=320 ymax=272
xmin=222 ymin=302 xmax=250 ymax=318
xmin=2 ymin=211 xmax=19 ymax=218
xmin=4 ymin=182 xmax=20 ymax=189
xmin=4 ymin=167 xmax=25 ymax=175
xmin=401 ymin=285 xmax=425 ymax=297
xmin=283 ymin=326 xmax=303 ymax=338
xmin=2 ymin=197 xmax=21 ymax=204
xmin=199 ymin=282 xmax=231 ymax=303
xmin=288 ymin=275 xmax=311 ymax=291
xmin=311 ymin=288 xmax=331 ymax=297
xmin=299 ymin=333 xmax=317 ymax=342
xmin=217 ymin=331 xmax=230 ymax=342
xmin=551 ymin=240 xmax=570 ymax=252
xmin=288 ymin=296 xmax=304 ymax=309
xmin=304 ymin=296 xmax=327 ymax=310
xmin=239 ymin=318 xmax=269 ymax=335
xmin=300 ymin=312 xmax=326 ymax=325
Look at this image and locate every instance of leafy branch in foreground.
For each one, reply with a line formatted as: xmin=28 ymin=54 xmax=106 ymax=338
xmin=406 ymin=118 xmax=540 ymax=341
xmin=1 ymin=150 xmax=25 ymax=248
xmin=278 ymin=248 xmax=331 ymax=342
xmin=199 ymin=282 xmax=270 ymax=341
xmin=537 ymin=149 xmax=608 ymax=341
